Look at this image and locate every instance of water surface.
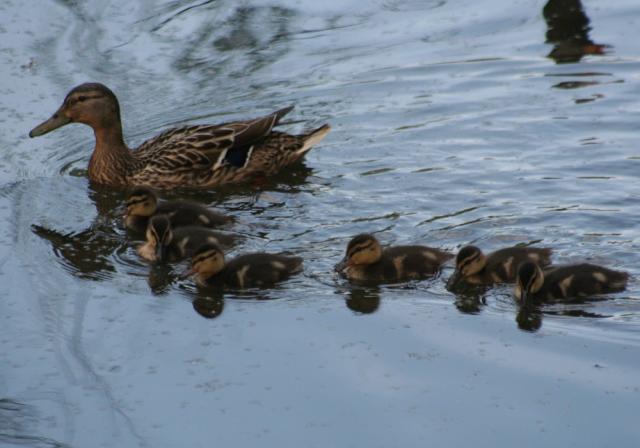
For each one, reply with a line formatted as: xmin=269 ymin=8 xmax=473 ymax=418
xmin=1 ymin=0 xmax=639 ymax=446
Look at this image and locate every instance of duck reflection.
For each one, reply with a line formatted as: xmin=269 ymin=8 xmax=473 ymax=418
xmin=32 ymin=185 xmax=125 ymax=281
xmin=170 ymin=4 xmax=295 ymax=84
xmin=543 ymin=0 xmax=610 ymax=63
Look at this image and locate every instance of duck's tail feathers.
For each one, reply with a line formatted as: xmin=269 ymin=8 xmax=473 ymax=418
xmin=296 ymin=124 xmax=331 ymax=156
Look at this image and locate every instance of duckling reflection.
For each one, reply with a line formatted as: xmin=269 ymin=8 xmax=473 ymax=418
xmin=452 ymin=288 xmax=488 ymax=315
xmin=137 ymin=215 xmax=239 ymax=262
xmin=146 ymin=263 xmax=178 ymax=295
xmin=514 ymin=261 xmax=628 ymax=304
xmin=515 ymin=299 xmax=608 ymax=333
xmin=448 ymin=245 xmax=552 ymax=290
xmin=543 ymin=0 xmax=610 ymax=63
xmin=124 ymin=187 xmax=231 ymax=234
xmin=516 ymin=304 xmax=544 ymax=332
xmin=344 ymin=286 xmax=381 ymax=314
xmin=192 ymin=293 xmax=225 ymax=319
xmin=336 ymin=234 xmax=452 ymax=284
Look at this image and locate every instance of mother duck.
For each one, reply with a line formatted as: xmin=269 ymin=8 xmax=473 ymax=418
xmin=29 ymin=83 xmax=330 ymax=188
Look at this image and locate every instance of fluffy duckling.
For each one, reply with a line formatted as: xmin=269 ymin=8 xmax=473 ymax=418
xmin=447 ymin=245 xmax=552 ymax=288
xmin=515 ymin=261 xmax=629 ymax=304
xmin=124 ymin=187 xmax=231 ymax=233
xmin=137 ymin=215 xmax=238 ymax=262
xmin=336 ymin=233 xmax=452 ymax=284
xmin=187 ymin=243 xmax=303 ymax=288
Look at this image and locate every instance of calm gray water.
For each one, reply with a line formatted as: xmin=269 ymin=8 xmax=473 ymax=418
xmin=1 ymin=0 xmax=640 ymax=446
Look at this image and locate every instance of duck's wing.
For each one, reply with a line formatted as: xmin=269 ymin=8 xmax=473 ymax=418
xmin=133 ymin=106 xmax=294 ymax=174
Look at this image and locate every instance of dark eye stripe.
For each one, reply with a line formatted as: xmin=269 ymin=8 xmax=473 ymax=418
xmin=348 ymin=241 xmax=374 ymax=257
xmin=126 ymin=197 xmax=148 ymax=206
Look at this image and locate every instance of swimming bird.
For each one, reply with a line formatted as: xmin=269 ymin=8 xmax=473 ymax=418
xmin=29 ymin=83 xmax=330 ymax=188
xmin=336 ymin=233 xmax=452 ymax=284
xmin=514 ymin=261 xmax=629 ymax=304
xmin=447 ymin=245 xmax=552 ymax=288
xmin=187 ymin=243 xmax=303 ymax=288
xmin=124 ymin=187 xmax=231 ymax=234
xmin=137 ymin=215 xmax=238 ymax=262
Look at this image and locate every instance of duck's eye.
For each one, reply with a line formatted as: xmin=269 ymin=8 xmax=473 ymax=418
xmin=77 ymin=96 xmax=87 ymax=102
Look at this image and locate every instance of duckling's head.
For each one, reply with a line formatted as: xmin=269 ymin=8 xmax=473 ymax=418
xmin=341 ymin=233 xmax=383 ymax=268
xmin=147 ymin=215 xmax=173 ymax=262
xmin=514 ymin=261 xmax=544 ymax=304
xmin=30 ymin=83 xmax=121 ymax=137
xmin=189 ymin=244 xmax=225 ymax=282
xmin=125 ymin=187 xmax=159 ymax=219
xmin=447 ymin=245 xmax=487 ymax=287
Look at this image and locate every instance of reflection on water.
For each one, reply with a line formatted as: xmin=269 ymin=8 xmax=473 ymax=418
xmin=171 ymin=4 xmax=295 ymax=83
xmin=344 ymin=285 xmax=382 ymax=314
xmin=516 ymin=304 xmax=543 ymax=332
xmin=192 ymin=293 xmax=225 ymax=319
xmin=452 ymin=289 xmax=488 ymax=315
xmin=516 ymin=300 xmax=610 ymax=331
xmin=31 ymin=185 xmax=126 ymax=281
xmin=543 ymin=0 xmax=610 ymax=63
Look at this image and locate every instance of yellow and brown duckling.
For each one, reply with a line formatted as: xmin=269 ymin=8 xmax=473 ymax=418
xmin=187 ymin=243 xmax=303 ymax=288
xmin=514 ymin=261 xmax=629 ymax=304
xmin=336 ymin=233 xmax=453 ymax=284
xmin=29 ymin=83 xmax=330 ymax=188
xmin=447 ymin=245 xmax=553 ymax=288
xmin=137 ymin=215 xmax=238 ymax=262
xmin=124 ymin=187 xmax=231 ymax=234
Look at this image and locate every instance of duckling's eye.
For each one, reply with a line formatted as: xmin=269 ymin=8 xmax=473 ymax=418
xmin=77 ymin=95 xmax=87 ymax=102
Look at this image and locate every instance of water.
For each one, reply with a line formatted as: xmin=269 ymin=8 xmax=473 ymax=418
xmin=1 ymin=0 xmax=640 ymax=446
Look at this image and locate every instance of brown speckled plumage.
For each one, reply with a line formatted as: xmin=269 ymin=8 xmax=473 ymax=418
xmin=336 ymin=233 xmax=452 ymax=284
xmin=515 ymin=262 xmax=629 ymax=304
xmin=30 ymin=83 xmax=330 ymax=188
xmin=448 ymin=245 xmax=553 ymax=289
xmin=190 ymin=243 xmax=303 ymax=289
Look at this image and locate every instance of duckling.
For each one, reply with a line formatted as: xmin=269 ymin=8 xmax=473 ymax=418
xmin=447 ymin=245 xmax=552 ymax=288
xmin=137 ymin=215 xmax=238 ymax=262
xmin=514 ymin=261 xmax=629 ymax=304
xmin=336 ymin=233 xmax=452 ymax=284
xmin=124 ymin=187 xmax=231 ymax=234
xmin=187 ymin=243 xmax=303 ymax=288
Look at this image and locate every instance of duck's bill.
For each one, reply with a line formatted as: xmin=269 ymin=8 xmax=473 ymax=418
xmin=155 ymin=244 xmax=167 ymax=263
xmin=334 ymin=257 xmax=348 ymax=273
xmin=29 ymin=110 xmax=70 ymax=137
xmin=179 ymin=267 xmax=197 ymax=280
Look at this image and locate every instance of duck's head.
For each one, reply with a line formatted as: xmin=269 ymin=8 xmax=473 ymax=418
xmin=125 ymin=187 xmax=159 ymax=219
xmin=188 ymin=244 xmax=225 ymax=282
xmin=29 ymin=83 xmax=121 ymax=137
xmin=336 ymin=233 xmax=383 ymax=272
xmin=514 ymin=261 xmax=544 ymax=304
xmin=447 ymin=245 xmax=487 ymax=287
xmin=147 ymin=215 xmax=173 ymax=262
